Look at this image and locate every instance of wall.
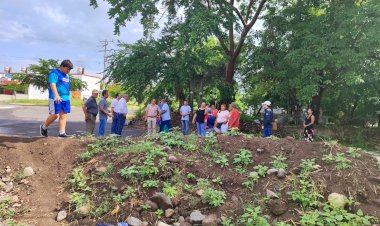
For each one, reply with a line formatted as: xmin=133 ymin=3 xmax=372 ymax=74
xmin=73 ymin=75 xmax=101 ymax=99
xmin=27 ymin=85 xmax=49 ymax=100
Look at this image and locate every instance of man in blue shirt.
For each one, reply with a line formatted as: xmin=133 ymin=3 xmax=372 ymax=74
xmin=180 ymin=100 xmax=192 ymax=135
xmin=262 ymin=100 xmax=273 ymax=138
xmin=160 ymin=99 xmax=173 ymax=132
xmin=40 ymin=60 xmax=73 ymax=138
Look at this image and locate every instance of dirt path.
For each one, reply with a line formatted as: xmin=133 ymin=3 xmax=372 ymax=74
xmin=0 ymin=136 xmax=87 ymax=225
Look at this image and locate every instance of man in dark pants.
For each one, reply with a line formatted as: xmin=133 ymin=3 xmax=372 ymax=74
xmin=113 ymin=93 xmax=129 ymax=136
xmin=262 ymin=100 xmax=273 ymax=138
xmin=83 ymin=89 xmax=99 ymax=134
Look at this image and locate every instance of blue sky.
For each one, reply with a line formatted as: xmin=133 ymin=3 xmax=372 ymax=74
xmin=0 ymin=0 xmax=145 ymax=75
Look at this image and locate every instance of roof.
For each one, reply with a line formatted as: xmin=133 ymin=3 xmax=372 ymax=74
xmin=70 ymin=73 xmax=101 ymax=79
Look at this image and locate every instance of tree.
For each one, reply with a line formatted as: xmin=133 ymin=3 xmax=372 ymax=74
xmin=13 ymin=59 xmax=87 ymax=92
xmin=90 ymin=0 xmax=270 ymax=85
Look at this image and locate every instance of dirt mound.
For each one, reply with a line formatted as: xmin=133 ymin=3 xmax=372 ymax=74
xmin=0 ymin=136 xmax=88 ymax=226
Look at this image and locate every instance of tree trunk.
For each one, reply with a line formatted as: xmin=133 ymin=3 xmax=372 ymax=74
xmin=218 ymin=82 xmax=236 ymax=107
xmin=225 ymin=58 xmax=236 ymax=84
xmin=197 ymin=74 xmax=204 ymax=106
xmin=311 ymin=85 xmax=324 ymax=124
xmin=189 ymin=75 xmax=195 ymax=109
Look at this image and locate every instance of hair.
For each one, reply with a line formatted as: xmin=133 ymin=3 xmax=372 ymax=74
xmin=114 ymin=93 xmax=120 ymax=98
xmin=60 ymin=60 xmax=73 ymax=69
xmin=102 ymin=89 xmax=108 ymax=97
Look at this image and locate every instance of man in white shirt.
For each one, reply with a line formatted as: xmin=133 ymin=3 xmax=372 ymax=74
xmin=112 ymin=93 xmax=129 ymax=135
xmin=110 ymin=93 xmax=121 ymax=134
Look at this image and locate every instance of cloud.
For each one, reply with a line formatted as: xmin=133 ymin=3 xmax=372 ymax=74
xmin=0 ymin=20 xmax=35 ymax=41
xmin=33 ymin=4 xmax=69 ymax=24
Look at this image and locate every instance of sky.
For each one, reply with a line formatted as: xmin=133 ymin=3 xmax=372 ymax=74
xmin=0 ymin=0 xmax=145 ymax=76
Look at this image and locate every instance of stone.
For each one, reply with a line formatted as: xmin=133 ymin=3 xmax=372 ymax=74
xmin=256 ymin=148 xmax=264 ymax=153
xmin=4 ymin=182 xmax=13 ymax=193
xmin=141 ymin=222 xmax=149 ymax=226
xmin=180 ymin=223 xmax=192 ymax=226
xmin=20 ymin=179 xmax=29 ymax=185
xmin=12 ymin=203 xmax=21 ymax=208
xmin=277 ymin=169 xmax=286 ymax=179
xmin=145 ymin=200 xmax=158 ymax=211
xmin=202 ymin=214 xmax=218 ymax=226
xmin=156 ymin=221 xmax=170 ymax=226
xmin=328 ymin=193 xmax=348 ymax=209
xmin=164 ymin=146 xmax=172 ymax=152
xmin=0 ymin=181 xmax=5 ymax=188
xmin=43 ymin=142 xmax=48 ymax=146
xmin=56 ymin=210 xmax=67 ymax=221
xmin=2 ymin=177 xmax=10 ymax=182
xmin=173 ymin=223 xmax=180 ymax=226
xmin=231 ymin=195 xmax=239 ymax=204
xmin=5 ymin=166 xmax=11 ymax=173
xmin=11 ymin=195 xmax=19 ymax=203
xmin=77 ymin=205 xmax=90 ymax=216
xmin=267 ymin=199 xmax=287 ymax=216
xmin=126 ymin=216 xmax=143 ymax=226
xmin=95 ymin=166 xmax=107 ymax=174
xmin=172 ymin=197 xmax=181 ymax=207
xmin=23 ymin=167 xmax=35 ymax=177
xmin=150 ymin=192 xmax=173 ymax=210
xmin=189 ymin=210 xmax=205 ymax=224
xmin=266 ymin=189 xmax=279 ymax=199
xmin=368 ymin=177 xmax=380 ymax=184
xmin=178 ymin=216 xmax=185 ymax=223
xmin=267 ymin=168 xmax=278 ymax=175
xmin=249 ymin=171 xmax=259 ymax=178
xmin=165 ymin=208 xmax=175 ymax=218
xmin=290 ymin=167 xmax=301 ymax=174
xmin=196 ymin=189 xmax=204 ymax=196
xmin=168 ymin=155 xmax=180 ymax=163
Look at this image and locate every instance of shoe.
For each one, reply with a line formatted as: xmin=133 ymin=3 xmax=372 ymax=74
xmin=40 ymin=125 xmax=48 ymax=137
xmin=58 ymin=133 xmax=71 ymax=138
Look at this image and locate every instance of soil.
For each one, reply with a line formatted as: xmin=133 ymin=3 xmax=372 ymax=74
xmin=0 ymin=134 xmax=379 ymax=225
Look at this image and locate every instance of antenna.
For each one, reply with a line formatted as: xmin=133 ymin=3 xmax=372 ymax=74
xmin=98 ymin=39 xmax=114 ymax=87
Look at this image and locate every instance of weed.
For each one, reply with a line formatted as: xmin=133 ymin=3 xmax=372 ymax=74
xmin=140 ymin=203 xmax=151 ymax=212
xmin=299 ymin=159 xmax=318 ymax=177
xmin=91 ymin=199 xmax=111 ymax=217
xmin=155 ymin=209 xmax=164 ymax=218
xmin=143 ymin=180 xmax=159 ymax=188
xmin=275 ymin=222 xmax=292 ymax=226
xmin=347 ymin=147 xmax=362 ymax=158
xmin=226 ymin=128 xmax=240 ymax=136
xmin=238 ymin=206 xmax=270 ymax=226
xmin=201 ymin=188 xmax=226 ymax=207
xmin=212 ymin=176 xmax=223 ymax=185
xmin=322 ymin=153 xmax=351 ymax=170
xmin=70 ymin=192 xmax=89 ymax=209
xmin=221 ymin=217 xmax=235 ymax=226
xmin=242 ymin=172 xmax=260 ymax=190
xmin=269 ymin=135 xmax=280 ymax=140
xmin=214 ymin=153 xmax=229 ymax=168
xmin=253 ymin=164 xmax=268 ymax=177
xmin=163 ymin=182 xmax=178 ymax=198
xmin=289 ymin=178 xmax=323 ymax=208
xmin=68 ymin=167 xmax=91 ymax=191
xmin=0 ymin=198 xmax=16 ymax=220
xmin=119 ymin=165 xmax=139 ymax=180
xmin=196 ymin=178 xmax=211 ymax=190
xmin=271 ymin=153 xmax=288 ymax=170
xmin=13 ymin=171 xmax=26 ymax=183
xmin=187 ymin=173 xmax=196 ymax=180
xmin=100 ymin=164 xmax=114 ymax=179
xmin=233 ymin=149 xmax=252 ymax=167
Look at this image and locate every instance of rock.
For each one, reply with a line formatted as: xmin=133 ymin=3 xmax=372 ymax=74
xmin=164 ymin=146 xmax=172 ymax=152
xmin=178 ymin=216 xmax=185 ymax=223
xmin=173 ymin=223 xmax=180 ymax=226
xmin=368 ymin=177 xmax=380 ymax=184
xmin=11 ymin=195 xmax=19 ymax=203
xmin=202 ymin=214 xmax=218 ymax=226
xmin=56 ymin=210 xmax=67 ymax=221
xmin=43 ymin=142 xmax=48 ymax=146
xmin=0 ymin=181 xmax=5 ymax=188
xmin=141 ymin=222 xmax=149 ymax=226
xmin=249 ymin=171 xmax=259 ymax=178
xmin=231 ymin=195 xmax=239 ymax=204
xmin=126 ymin=216 xmax=143 ymax=226
xmin=5 ymin=166 xmax=11 ymax=173
xmin=2 ymin=177 xmax=10 ymax=182
xmin=168 ymin=155 xmax=180 ymax=163
xmin=76 ymin=205 xmax=90 ymax=216
xmin=23 ymin=167 xmax=35 ymax=177
xmin=196 ymin=189 xmax=204 ymax=196
xmin=277 ymin=169 xmax=286 ymax=179
xmin=267 ymin=199 xmax=287 ymax=216
xmin=165 ymin=208 xmax=175 ymax=218
xmin=95 ymin=166 xmax=107 ymax=174
xmin=145 ymin=200 xmax=158 ymax=211
xmin=267 ymin=168 xmax=278 ymax=175
xmin=4 ymin=182 xmax=13 ymax=193
xmin=157 ymin=221 xmax=171 ymax=226
xmin=371 ymin=199 xmax=380 ymax=207
xmin=172 ymin=197 xmax=181 ymax=207
xmin=150 ymin=192 xmax=173 ymax=210
xmin=12 ymin=203 xmax=21 ymax=208
xmin=20 ymin=179 xmax=29 ymax=185
xmin=328 ymin=193 xmax=348 ymax=209
xmin=180 ymin=223 xmax=192 ymax=226
xmin=189 ymin=210 xmax=206 ymax=224
xmin=290 ymin=167 xmax=301 ymax=174
xmin=266 ymin=189 xmax=279 ymax=199
xmin=256 ymin=148 xmax=264 ymax=153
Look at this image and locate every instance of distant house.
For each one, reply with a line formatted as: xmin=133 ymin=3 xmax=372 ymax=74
xmin=0 ymin=67 xmax=101 ymax=100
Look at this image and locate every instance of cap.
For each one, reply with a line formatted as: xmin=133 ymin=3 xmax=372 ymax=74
xmin=262 ymin=101 xmax=271 ymax=106
xmin=92 ymin=89 xmax=99 ymax=93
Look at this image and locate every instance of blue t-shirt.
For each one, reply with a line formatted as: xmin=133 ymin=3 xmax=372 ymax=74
xmin=263 ymin=108 xmax=273 ymax=128
xmin=48 ymin=69 xmax=70 ymax=101
xmin=207 ymin=115 xmax=216 ymax=128
xmin=98 ymin=98 xmax=108 ymax=119
xmin=180 ymin=105 xmax=191 ymax=120
xmin=161 ymin=103 xmax=171 ymax=121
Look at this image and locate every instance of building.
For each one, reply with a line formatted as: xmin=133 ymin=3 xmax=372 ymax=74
xmin=0 ymin=67 xmax=101 ymax=100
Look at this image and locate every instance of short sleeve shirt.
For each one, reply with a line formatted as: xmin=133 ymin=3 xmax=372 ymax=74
xmin=180 ymin=105 xmax=192 ymax=120
xmin=145 ymin=104 xmax=159 ymax=117
xmin=85 ymin=96 xmax=98 ymax=115
xmin=228 ymin=109 xmax=240 ymax=128
xmin=161 ymin=103 xmax=171 ymax=121
xmin=216 ymin=110 xmax=229 ymax=123
xmin=99 ymin=98 xmax=108 ymax=119
xmin=195 ymin=109 xmax=206 ymax=123
xmin=48 ymin=69 xmax=70 ymax=101
xmin=111 ymin=99 xmax=119 ymax=108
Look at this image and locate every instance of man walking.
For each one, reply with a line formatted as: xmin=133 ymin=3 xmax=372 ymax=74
xmin=113 ymin=93 xmax=129 ymax=136
xmin=98 ymin=90 xmax=112 ymax=136
xmin=40 ymin=60 xmax=73 ymax=138
xmin=83 ymin=89 xmax=99 ymax=134
xmin=262 ymin=101 xmax=273 ymax=138
xmin=180 ymin=100 xmax=191 ymax=135
xmin=144 ymin=98 xmax=160 ymax=134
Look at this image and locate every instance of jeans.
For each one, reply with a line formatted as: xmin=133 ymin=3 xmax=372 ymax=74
xmin=98 ymin=118 xmax=106 ymax=137
xmin=160 ymin=120 xmax=173 ymax=133
xmin=196 ymin=122 xmax=206 ymax=137
xmin=181 ymin=120 xmax=189 ymax=135
xmin=263 ymin=127 xmax=272 ymax=138
xmin=111 ymin=116 xmax=117 ymax=134
xmin=114 ymin=113 xmax=126 ymax=136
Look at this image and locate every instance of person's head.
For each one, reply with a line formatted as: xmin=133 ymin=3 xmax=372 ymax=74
xmin=230 ymin=102 xmax=237 ymax=110
xmin=115 ymin=93 xmax=121 ymax=100
xmin=151 ymin=98 xmax=156 ymax=105
xmin=59 ymin=60 xmax=73 ymax=74
xmin=262 ymin=100 xmax=271 ymax=109
xmin=123 ymin=93 xmax=129 ymax=101
xmin=207 ymin=109 xmax=212 ymax=115
xmin=161 ymin=99 xmax=165 ymax=105
xmin=200 ymin=102 xmax=206 ymax=109
xmin=183 ymin=100 xmax=188 ymax=106
xmin=92 ymin=89 xmax=99 ymax=98
xmin=220 ymin=104 xmax=226 ymax=111
xmin=211 ymin=104 xmax=216 ymax=110
xmin=102 ymin=90 xmax=108 ymax=99
xmin=307 ymin=108 xmax=313 ymax=115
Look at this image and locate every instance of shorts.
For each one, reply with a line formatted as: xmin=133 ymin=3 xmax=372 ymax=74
xmin=48 ymin=99 xmax=70 ymax=114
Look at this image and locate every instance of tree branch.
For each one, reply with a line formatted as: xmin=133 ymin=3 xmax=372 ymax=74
xmin=245 ymin=0 xmax=256 ymax=20
xmin=232 ymin=6 xmax=246 ymax=26
xmin=247 ymin=0 xmax=266 ymax=29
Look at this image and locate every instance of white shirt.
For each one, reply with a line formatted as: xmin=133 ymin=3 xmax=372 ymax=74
xmin=111 ymin=98 xmax=119 ymax=108
xmin=216 ymin=110 xmax=229 ymax=123
xmin=114 ymin=98 xmax=128 ymax=114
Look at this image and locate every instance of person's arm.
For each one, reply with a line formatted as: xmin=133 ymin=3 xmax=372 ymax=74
xmin=192 ymin=112 xmax=197 ymax=124
xmin=305 ymin=115 xmax=315 ymax=127
xmin=50 ymin=83 xmax=61 ymax=102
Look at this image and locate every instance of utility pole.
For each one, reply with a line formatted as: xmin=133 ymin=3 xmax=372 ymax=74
xmin=98 ymin=39 xmax=114 ymax=87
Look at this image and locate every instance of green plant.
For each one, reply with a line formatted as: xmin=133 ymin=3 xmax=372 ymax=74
xmin=271 ymin=153 xmax=288 ymax=170
xmin=140 ymin=203 xmax=151 ymax=212
xmin=119 ymin=165 xmax=139 ymax=180
xmin=91 ymin=199 xmax=111 ymax=217
xmin=155 ymin=208 xmax=164 ymax=218
xmin=187 ymin=173 xmax=196 ymax=180
xmin=68 ymin=167 xmax=91 ymax=191
xmin=253 ymin=164 xmax=268 ymax=177
xmin=226 ymin=128 xmax=240 ymax=136
xmin=221 ymin=217 xmax=235 ymax=226
xmin=100 ymin=164 xmax=114 ymax=179
xmin=196 ymin=178 xmax=211 ymax=189
xmin=143 ymin=180 xmax=159 ymax=188
xmin=212 ymin=176 xmax=223 ymax=185
xmin=13 ymin=171 xmax=26 ymax=182
xmin=201 ymin=188 xmax=226 ymax=207
xmin=242 ymin=172 xmax=260 ymax=190
xmin=300 ymin=204 xmax=378 ymax=225
xmin=347 ymin=147 xmax=362 ymax=158
xmin=214 ymin=153 xmax=229 ymax=168
xmin=163 ymin=182 xmax=178 ymax=198
xmin=233 ymin=149 xmax=252 ymax=167
xmin=239 ymin=206 xmax=270 ymax=226
xmin=275 ymin=222 xmax=292 ymax=226
xmin=322 ymin=153 xmax=351 ymax=170
xmin=289 ymin=178 xmax=323 ymax=208
xmin=70 ymin=192 xmax=89 ymax=209
xmin=0 ymin=198 xmax=16 ymax=220
xmin=299 ymin=159 xmax=318 ymax=177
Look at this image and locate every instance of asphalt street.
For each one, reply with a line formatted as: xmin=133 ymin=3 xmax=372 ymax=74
xmin=0 ymin=102 xmax=144 ymax=137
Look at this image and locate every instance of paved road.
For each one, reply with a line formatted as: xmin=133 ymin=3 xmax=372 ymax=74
xmin=0 ymin=102 xmax=144 ymax=137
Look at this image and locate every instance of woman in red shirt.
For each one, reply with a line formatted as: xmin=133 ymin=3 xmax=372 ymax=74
xmin=228 ymin=103 xmax=240 ymax=129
